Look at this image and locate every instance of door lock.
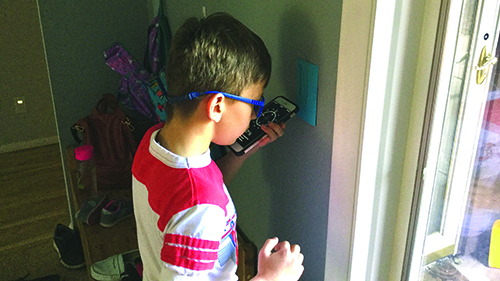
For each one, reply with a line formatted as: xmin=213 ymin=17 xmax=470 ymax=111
xmin=476 ymin=46 xmax=498 ymax=85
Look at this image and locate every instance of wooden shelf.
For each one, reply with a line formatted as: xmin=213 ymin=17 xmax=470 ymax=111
xmin=66 ymin=147 xmax=138 ymax=279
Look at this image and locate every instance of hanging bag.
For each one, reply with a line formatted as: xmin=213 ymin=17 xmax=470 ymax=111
xmin=71 ymin=94 xmax=137 ymax=190
xmin=104 ymin=44 xmax=157 ymax=122
xmin=144 ymin=0 xmax=172 ymax=123
xmin=104 ymin=0 xmax=172 ymax=123
xmin=143 ymin=0 xmax=171 ymax=77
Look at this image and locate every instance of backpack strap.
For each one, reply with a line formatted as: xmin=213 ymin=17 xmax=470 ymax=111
xmin=143 ymin=0 xmax=172 ymax=76
xmin=92 ymin=94 xmax=135 ymax=132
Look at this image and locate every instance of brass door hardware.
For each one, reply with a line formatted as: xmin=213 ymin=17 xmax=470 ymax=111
xmin=476 ymin=46 xmax=498 ymax=84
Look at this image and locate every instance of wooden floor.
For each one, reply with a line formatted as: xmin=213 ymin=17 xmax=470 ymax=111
xmin=0 ymin=144 xmax=88 ymax=280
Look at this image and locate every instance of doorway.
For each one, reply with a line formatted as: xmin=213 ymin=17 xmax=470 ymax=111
xmin=406 ymin=0 xmax=500 ymax=280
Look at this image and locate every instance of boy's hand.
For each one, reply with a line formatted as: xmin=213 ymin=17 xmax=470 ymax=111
xmin=244 ymin=122 xmax=286 ymax=157
xmin=252 ymin=237 xmax=304 ymax=281
xmin=219 ymin=122 xmax=286 ymax=184
xmin=259 ymin=122 xmax=286 ymax=147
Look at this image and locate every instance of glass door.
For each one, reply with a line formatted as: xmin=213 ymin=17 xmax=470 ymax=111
xmin=406 ymin=0 xmax=500 ymax=280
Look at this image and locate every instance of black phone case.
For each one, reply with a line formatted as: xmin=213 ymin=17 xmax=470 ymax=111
xmin=229 ymin=96 xmax=299 ymax=156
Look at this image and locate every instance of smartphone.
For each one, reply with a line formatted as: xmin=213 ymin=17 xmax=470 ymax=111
xmin=229 ymin=96 xmax=299 ymax=156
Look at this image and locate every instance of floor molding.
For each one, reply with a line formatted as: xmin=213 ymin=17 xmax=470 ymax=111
xmin=0 ymin=136 xmax=59 ymax=154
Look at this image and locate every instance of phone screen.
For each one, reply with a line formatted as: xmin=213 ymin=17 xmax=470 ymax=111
xmin=229 ymin=96 xmax=298 ymax=155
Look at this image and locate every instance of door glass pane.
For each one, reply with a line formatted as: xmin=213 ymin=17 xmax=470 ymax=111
xmin=422 ymin=27 xmax=500 ymax=281
xmin=452 ymin=33 xmax=500 ymax=279
xmin=427 ymin=0 xmax=478 ymax=236
xmin=407 ymin=0 xmax=500 ymax=280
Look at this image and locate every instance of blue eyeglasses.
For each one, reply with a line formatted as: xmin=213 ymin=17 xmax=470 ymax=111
xmin=166 ymin=91 xmax=265 ymax=117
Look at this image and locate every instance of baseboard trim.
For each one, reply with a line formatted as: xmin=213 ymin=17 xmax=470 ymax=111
xmin=0 ymin=136 xmax=59 ymax=154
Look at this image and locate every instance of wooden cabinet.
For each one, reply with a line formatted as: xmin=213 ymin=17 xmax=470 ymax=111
xmin=66 ymin=147 xmax=138 ymax=279
xmin=236 ymin=227 xmax=258 ymax=281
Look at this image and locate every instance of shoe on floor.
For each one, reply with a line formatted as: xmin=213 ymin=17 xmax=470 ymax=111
xmin=53 ymin=224 xmax=85 ymax=269
xmin=91 ymin=249 xmax=140 ymax=281
xmin=13 ymin=274 xmax=61 ymax=281
xmin=75 ymin=193 xmax=109 ymax=225
xmin=100 ymin=200 xmax=134 ymax=227
xmin=121 ymin=263 xmax=141 ymax=281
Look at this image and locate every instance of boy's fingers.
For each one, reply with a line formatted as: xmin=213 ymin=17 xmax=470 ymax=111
xmin=297 ymin=253 xmax=304 ymax=265
xmin=257 ymin=136 xmax=270 ymax=147
xmin=264 ymin=122 xmax=285 ymax=137
xmin=261 ymin=122 xmax=285 ymax=139
xmin=260 ymin=125 xmax=275 ymax=140
xmin=268 ymin=121 xmax=286 ymax=130
xmin=261 ymin=237 xmax=279 ymax=256
xmin=290 ymin=244 xmax=301 ymax=255
xmin=273 ymin=241 xmax=291 ymax=252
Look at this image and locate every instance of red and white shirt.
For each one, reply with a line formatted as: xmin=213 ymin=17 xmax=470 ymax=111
xmin=132 ymin=124 xmax=238 ymax=281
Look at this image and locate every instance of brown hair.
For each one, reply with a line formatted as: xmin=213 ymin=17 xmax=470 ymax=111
xmin=165 ymin=12 xmax=271 ymax=119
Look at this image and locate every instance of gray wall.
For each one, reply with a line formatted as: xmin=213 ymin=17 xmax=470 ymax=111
xmin=163 ymin=2 xmax=341 ymax=280
xmin=0 ymin=1 xmax=57 ymax=150
xmin=38 ymin=0 xmax=150 ymax=152
xmin=37 ymin=0 xmax=151 ymax=233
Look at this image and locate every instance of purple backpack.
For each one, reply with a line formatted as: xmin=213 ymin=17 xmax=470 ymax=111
xmin=104 ymin=1 xmax=171 ymax=122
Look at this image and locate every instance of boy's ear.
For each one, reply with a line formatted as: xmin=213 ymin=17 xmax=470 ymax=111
xmin=207 ymin=93 xmax=225 ymax=122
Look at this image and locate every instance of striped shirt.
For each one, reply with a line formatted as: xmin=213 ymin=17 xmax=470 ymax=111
xmin=132 ymin=123 xmax=238 ymax=281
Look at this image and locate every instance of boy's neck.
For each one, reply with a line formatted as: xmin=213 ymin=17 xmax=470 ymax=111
xmin=156 ymin=116 xmax=213 ymax=158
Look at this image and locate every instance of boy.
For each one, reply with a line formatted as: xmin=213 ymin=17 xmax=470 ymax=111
xmin=132 ymin=12 xmax=304 ymax=281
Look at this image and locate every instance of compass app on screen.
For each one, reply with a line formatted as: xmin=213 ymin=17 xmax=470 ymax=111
xmin=229 ymin=96 xmax=299 ymax=156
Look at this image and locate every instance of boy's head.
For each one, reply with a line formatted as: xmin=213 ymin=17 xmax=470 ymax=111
xmin=165 ymin=12 xmax=271 ymax=119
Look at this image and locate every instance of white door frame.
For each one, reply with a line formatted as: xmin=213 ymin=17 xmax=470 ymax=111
xmin=325 ymin=0 xmax=444 ymax=280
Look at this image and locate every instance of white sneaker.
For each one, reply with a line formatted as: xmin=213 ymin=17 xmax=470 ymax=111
xmin=90 ymin=249 xmax=140 ymax=281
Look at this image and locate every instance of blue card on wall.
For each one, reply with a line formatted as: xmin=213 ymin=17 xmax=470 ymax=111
xmin=296 ymin=59 xmax=318 ymax=126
